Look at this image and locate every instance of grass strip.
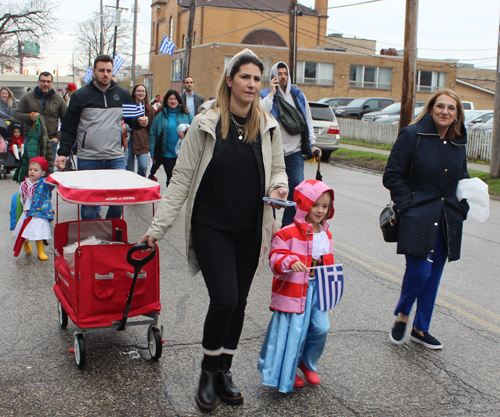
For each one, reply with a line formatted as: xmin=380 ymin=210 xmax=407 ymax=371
xmin=331 ymin=148 xmax=500 ymax=197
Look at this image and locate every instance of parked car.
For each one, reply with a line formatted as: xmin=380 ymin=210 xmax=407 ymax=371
xmin=308 ymin=102 xmax=340 ymax=162
xmin=362 ymin=101 xmax=425 ymax=121
xmin=468 ymin=119 xmax=493 ymax=132
xmin=462 ymin=101 xmax=474 ymax=110
xmin=375 ymin=106 xmax=424 ymax=124
xmin=465 ymin=111 xmax=494 ymax=129
xmin=334 ymin=97 xmax=396 ymax=119
xmin=317 ymin=97 xmax=355 ymax=108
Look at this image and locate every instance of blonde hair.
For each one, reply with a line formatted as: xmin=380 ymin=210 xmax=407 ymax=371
xmin=214 ymin=49 xmax=266 ymax=144
xmin=0 ymin=87 xmax=15 ymax=108
xmin=412 ymin=88 xmax=464 ymax=138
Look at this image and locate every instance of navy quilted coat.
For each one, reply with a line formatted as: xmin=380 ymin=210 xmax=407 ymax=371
xmin=383 ymin=113 xmax=469 ymax=261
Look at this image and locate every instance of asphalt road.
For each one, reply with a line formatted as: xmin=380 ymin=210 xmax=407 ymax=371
xmin=0 ymin=160 xmax=499 ymax=417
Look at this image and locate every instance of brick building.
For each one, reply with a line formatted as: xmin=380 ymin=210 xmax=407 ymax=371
xmin=146 ymin=0 xmax=458 ymax=105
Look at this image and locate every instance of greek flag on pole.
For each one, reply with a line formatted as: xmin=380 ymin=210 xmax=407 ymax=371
xmin=83 ymin=67 xmax=93 ymax=84
xmin=316 ymin=264 xmax=344 ymax=311
xmin=113 ymin=55 xmax=125 ymax=75
xmin=159 ymin=35 xmax=176 ymax=55
xmin=122 ymin=102 xmax=145 ymax=118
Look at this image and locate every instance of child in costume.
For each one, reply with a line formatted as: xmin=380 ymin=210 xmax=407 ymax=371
xmin=10 ymin=127 xmax=24 ymax=160
xmin=258 ymin=179 xmax=335 ymax=393
xmin=13 ymin=157 xmax=54 ymax=260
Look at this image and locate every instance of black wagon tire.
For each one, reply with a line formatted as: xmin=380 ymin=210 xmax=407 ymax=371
xmin=58 ymin=301 xmax=68 ymax=329
xmin=148 ymin=326 xmax=162 ymax=360
xmin=74 ymin=333 xmax=86 ymax=368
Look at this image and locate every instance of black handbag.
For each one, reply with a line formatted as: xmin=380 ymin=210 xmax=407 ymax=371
xmin=380 ymin=135 xmax=421 ymax=243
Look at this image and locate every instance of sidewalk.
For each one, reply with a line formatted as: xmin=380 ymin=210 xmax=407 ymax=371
xmin=339 ymin=143 xmax=490 ymax=173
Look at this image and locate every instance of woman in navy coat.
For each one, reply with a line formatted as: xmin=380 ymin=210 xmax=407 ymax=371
xmin=383 ymin=88 xmax=469 ymax=349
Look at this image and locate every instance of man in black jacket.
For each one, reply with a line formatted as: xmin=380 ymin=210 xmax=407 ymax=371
xmin=55 ymin=55 xmax=148 ymax=220
xmin=181 ymin=76 xmax=205 ymax=116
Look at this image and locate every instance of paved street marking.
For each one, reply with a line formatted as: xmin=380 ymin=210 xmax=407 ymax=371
xmin=334 ymin=240 xmax=500 ymax=336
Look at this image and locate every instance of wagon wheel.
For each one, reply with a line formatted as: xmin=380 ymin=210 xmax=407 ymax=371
xmin=148 ymin=325 xmax=162 ymax=360
xmin=57 ymin=301 xmax=68 ymax=329
xmin=74 ymin=333 xmax=86 ymax=368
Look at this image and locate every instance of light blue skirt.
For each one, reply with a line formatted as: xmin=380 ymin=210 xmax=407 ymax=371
xmin=258 ymin=279 xmax=329 ymax=393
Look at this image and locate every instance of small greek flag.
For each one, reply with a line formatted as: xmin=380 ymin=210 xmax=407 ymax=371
xmin=113 ymin=55 xmax=125 ymax=75
xmin=158 ymin=35 xmax=176 ymax=55
xmin=316 ymin=264 xmax=344 ymax=311
xmin=122 ymin=102 xmax=145 ymax=118
xmin=83 ymin=67 xmax=93 ymax=84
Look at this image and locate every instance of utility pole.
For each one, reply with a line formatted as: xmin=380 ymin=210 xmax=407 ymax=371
xmin=288 ymin=0 xmax=297 ymax=84
xmin=132 ymin=0 xmax=138 ymax=86
xmin=100 ymin=0 xmax=104 ymax=55
xmin=112 ymin=0 xmax=120 ymax=58
xmin=400 ymin=0 xmax=418 ymax=131
xmin=183 ymin=0 xmax=196 ymax=82
xmin=490 ymin=11 xmax=500 ymax=178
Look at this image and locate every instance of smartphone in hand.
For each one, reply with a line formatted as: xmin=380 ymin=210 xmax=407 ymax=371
xmin=263 ymin=197 xmax=297 ymax=207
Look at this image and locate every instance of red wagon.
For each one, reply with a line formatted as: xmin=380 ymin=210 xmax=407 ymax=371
xmin=46 ymin=170 xmax=163 ymax=368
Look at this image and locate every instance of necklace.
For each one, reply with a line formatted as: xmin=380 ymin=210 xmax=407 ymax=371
xmin=230 ymin=113 xmax=245 ymax=140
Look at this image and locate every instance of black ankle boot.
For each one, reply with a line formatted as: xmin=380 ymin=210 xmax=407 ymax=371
xmin=217 ymin=353 xmax=243 ymax=405
xmin=196 ymin=355 xmax=220 ymax=411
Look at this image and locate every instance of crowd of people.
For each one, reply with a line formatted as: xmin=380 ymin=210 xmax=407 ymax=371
xmin=4 ymin=49 xmax=471 ymax=412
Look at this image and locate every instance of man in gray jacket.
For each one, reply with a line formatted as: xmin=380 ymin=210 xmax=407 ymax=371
xmin=181 ymin=76 xmax=205 ymax=116
xmin=55 ymin=55 xmax=148 ymax=220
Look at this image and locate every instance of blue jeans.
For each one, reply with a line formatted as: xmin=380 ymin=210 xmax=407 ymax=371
xmin=126 ymin=147 xmax=149 ymax=177
xmin=282 ymin=151 xmax=304 ymax=227
xmin=77 ymin=157 xmax=126 ymax=220
xmin=394 ymin=229 xmax=448 ymax=332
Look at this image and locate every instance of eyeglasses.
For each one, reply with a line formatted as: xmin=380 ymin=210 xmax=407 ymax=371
xmin=435 ymin=103 xmax=456 ymax=112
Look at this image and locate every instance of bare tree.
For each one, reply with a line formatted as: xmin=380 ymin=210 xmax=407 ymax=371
xmin=73 ymin=10 xmax=131 ymax=75
xmin=0 ymin=0 xmax=57 ymax=73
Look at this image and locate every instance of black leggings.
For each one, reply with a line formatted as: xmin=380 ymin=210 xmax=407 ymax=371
xmin=192 ymin=221 xmax=261 ymax=353
xmin=162 ymin=157 xmax=177 ymax=187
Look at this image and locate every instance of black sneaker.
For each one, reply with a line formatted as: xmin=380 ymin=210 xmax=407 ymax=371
xmin=389 ymin=321 xmax=407 ymax=345
xmin=410 ymin=328 xmax=443 ymax=350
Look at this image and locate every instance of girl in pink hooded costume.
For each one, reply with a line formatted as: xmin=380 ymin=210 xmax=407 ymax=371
xmin=258 ymin=179 xmax=335 ymax=393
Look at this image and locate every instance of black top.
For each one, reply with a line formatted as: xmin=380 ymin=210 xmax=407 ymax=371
xmin=192 ymin=113 xmax=262 ymax=232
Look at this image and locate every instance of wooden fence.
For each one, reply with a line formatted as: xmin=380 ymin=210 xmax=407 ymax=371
xmin=338 ymin=119 xmax=492 ymax=161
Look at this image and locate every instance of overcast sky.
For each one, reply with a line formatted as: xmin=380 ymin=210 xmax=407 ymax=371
xmin=27 ymin=0 xmax=499 ymax=76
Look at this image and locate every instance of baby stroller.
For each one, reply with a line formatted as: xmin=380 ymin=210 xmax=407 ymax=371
xmin=0 ymin=120 xmax=18 ymax=179
xmin=46 ymin=169 xmax=163 ymax=368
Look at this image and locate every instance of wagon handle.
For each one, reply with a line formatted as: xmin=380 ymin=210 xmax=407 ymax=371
xmin=117 ymin=243 xmax=157 ymax=331
xmin=126 ymin=242 xmax=156 ymax=270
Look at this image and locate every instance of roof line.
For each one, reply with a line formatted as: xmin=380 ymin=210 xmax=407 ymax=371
xmin=456 ymin=79 xmax=495 ymax=95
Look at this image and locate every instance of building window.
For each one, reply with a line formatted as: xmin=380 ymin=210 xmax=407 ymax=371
xmin=193 ymin=31 xmax=196 ymax=46
xmin=296 ymin=61 xmax=334 ymax=86
xmin=182 ymin=34 xmax=185 ymax=49
xmin=349 ymin=65 xmax=392 ymax=90
xmin=416 ymin=70 xmax=446 ymax=93
xmin=169 ymin=16 xmax=173 ymax=40
xmin=171 ymin=58 xmax=184 ymax=81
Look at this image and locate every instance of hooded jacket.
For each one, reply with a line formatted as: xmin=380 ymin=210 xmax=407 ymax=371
xmin=260 ymin=62 xmax=316 ymax=156
xmin=146 ymin=100 xmax=288 ymax=276
xmin=269 ymin=180 xmax=335 ymax=313
xmin=383 ymin=112 xmax=469 ymax=261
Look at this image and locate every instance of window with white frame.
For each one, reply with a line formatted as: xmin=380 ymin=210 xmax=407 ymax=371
xmin=171 ymin=58 xmax=184 ymax=81
xmin=416 ymin=70 xmax=446 ymax=93
xmin=349 ymin=65 xmax=392 ymax=90
xmin=296 ymin=61 xmax=334 ymax=86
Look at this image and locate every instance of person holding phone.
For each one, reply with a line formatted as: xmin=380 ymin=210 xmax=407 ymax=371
xmin=139 ymin=48 xmax=287 ymax=411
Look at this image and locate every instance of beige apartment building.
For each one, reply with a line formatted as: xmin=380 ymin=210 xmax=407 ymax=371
xmin=147 ymin=0 xmax=458 ymax=105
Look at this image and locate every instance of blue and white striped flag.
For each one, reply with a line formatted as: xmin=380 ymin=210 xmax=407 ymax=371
xmin=113 ymin=55 xmax=125 ymax=75
xmin=122 ymin=102 xmax=145 ymax=118
xmin=83 ymin=67 xmax=93 ymax=84
xmin=316 ymin=264 xmax=344 ymax=311
xmin=158 ymin=35 xmax=176 ymax=55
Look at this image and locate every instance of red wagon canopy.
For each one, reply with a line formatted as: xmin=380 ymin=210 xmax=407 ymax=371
xmin=46 ymin=170 xmax=162 ymax=206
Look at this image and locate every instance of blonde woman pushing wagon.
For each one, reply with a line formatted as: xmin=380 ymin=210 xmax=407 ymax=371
xmin=139 ymin=49 xmax=288 ymax=411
